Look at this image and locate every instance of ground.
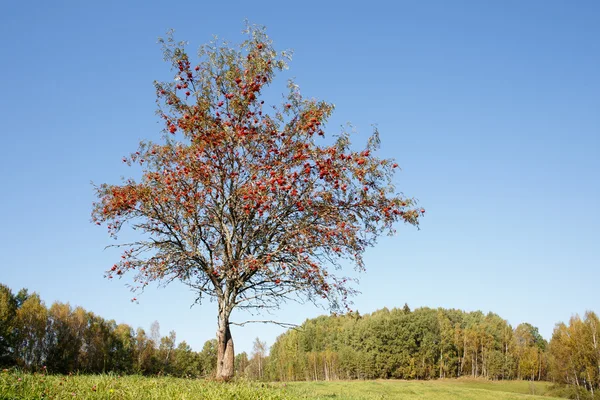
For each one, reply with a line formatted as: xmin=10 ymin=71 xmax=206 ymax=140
xmin=281 ymin=379 xmax=562 ymax=399
xmin=0 ymin=370 xmax=564 ymax=399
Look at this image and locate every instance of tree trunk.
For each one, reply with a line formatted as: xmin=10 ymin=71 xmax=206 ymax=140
xmin=439 ymin=348 xmax=443 ymax=378
xmin=460 ymin=336 xmax=467 ymax=376
xmin=215 ymin=308 xmax=234 ymax=381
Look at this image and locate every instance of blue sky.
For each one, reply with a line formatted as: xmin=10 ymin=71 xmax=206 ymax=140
xmin=1 ymin=0 xmax=598 ymax=354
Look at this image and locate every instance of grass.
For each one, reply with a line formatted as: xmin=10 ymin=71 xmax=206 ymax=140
xmin=0 ymin=370 xmax=286 ymax=400
xmin=0 ymin=370 xmax=565 ymax=399
xmin=280 ymin=378 xmax=564 ymax=399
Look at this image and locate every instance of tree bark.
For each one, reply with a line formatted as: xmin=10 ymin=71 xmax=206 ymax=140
xmin=215 ymin=307 xmax=235 ymax=381
xmin=439 ymin=348 xmax=443 ymax=378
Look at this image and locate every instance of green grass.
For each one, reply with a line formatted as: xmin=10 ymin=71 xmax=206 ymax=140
xmin=0 ymin=370 xmax=286 ymax=400
xmin=280 ymin=379 xmax=563 ymax=399
xmin=0 ymin=370 xmax=564 ymax=399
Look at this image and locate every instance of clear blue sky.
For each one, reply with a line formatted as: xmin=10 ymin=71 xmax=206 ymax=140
xmin=1 ymin=0 xmax=598 ymax=355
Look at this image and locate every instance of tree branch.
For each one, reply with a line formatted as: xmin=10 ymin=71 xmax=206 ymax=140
xmin=229 ymin=320 xmax=299 ymax=329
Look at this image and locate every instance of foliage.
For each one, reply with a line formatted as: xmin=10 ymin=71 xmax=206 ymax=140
xmin=548 ymin=311 xmax=600 ymax=398
xmin=91 ymin=24 xmax=422 ymax=380
xmin=249 ymin=337 xmax=268 ymax=380
xmin=0 ymin=284 xmax=17 ymax=366
xmin=235 ymin=351 xmax=250 ymax=377
xmin=0 ymin=283 xmax=216 ymax=378
xmin=267 ymin=307 xmax=548 ymax=382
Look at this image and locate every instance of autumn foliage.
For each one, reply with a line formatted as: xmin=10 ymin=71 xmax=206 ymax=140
xmin=92 ymin=25 xmax=422 ymax=379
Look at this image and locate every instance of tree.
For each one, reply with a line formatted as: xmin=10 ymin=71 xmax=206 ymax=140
xmin=251 ymin=337 xmax=267 ymax=379
xmin=112 ymin=323 xmax=135 ymax=373
xmin=158 ymin=330 xmax=177 ymax=373
xmin=133 ymin=328 xmax=154 ymax=374
xmin=198 ymin=339 xmax=218 ymax=377
xmin=549 ymin=312 xmax=600 ymax=396
xmin=92 ymin=24 xmax=422 ymax=380
xmin=150 ymin=321 xmax=161 ymax=349
xmin=235 ymin=351 xmax=250 ymax=377
xmin=173 ymin=341 xmax=200 ymax=377
xmin=14 ymin=294 xmax=48 ymax=369
xmin=0 ymin=284 xmax=17 ymax=366
xmin=514 ymin=323 xmax=546 ymax=381
xmin=45 ymin=302 xmax=83 ymax=373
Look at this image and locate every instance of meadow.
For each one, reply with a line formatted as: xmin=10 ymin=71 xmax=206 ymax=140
xmin=0 ymin=370 xmax=565 ymax=400
xmin=282 ymin=379 xmax=563 ymax=399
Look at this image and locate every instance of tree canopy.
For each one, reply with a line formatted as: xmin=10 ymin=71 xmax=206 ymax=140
xmin=92 ymin=24 xmax=422 ymax=380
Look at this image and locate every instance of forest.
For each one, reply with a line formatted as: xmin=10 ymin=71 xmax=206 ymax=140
xmin=1 ymin=282 xmax=598 ymax=398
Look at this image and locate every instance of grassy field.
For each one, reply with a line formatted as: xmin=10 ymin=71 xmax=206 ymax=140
xmin=280 ymin=379 xmax=563 ymax=399
xmin=0 ymin=370 xmax=564 ymax=399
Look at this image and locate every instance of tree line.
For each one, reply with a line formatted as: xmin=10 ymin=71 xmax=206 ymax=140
xmin=267 ymin=305 xmax=600 ymax=398
xmin=0 ymin=283 xmax=264 ymax=378
xmin=2 ymin=282 xmax=598 ymax=397
xmin=268 ymin=305 xmax=547 ymax=381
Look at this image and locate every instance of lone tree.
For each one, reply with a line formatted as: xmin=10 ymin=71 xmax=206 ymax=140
xmin=92 ymin=25 xmax=423 ymax=380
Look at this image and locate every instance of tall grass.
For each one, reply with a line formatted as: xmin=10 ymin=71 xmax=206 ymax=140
xmin=0 ymin=369 xmax=288 ymax=400
xmin=0 ymin=369 xmax=566 ymax=399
